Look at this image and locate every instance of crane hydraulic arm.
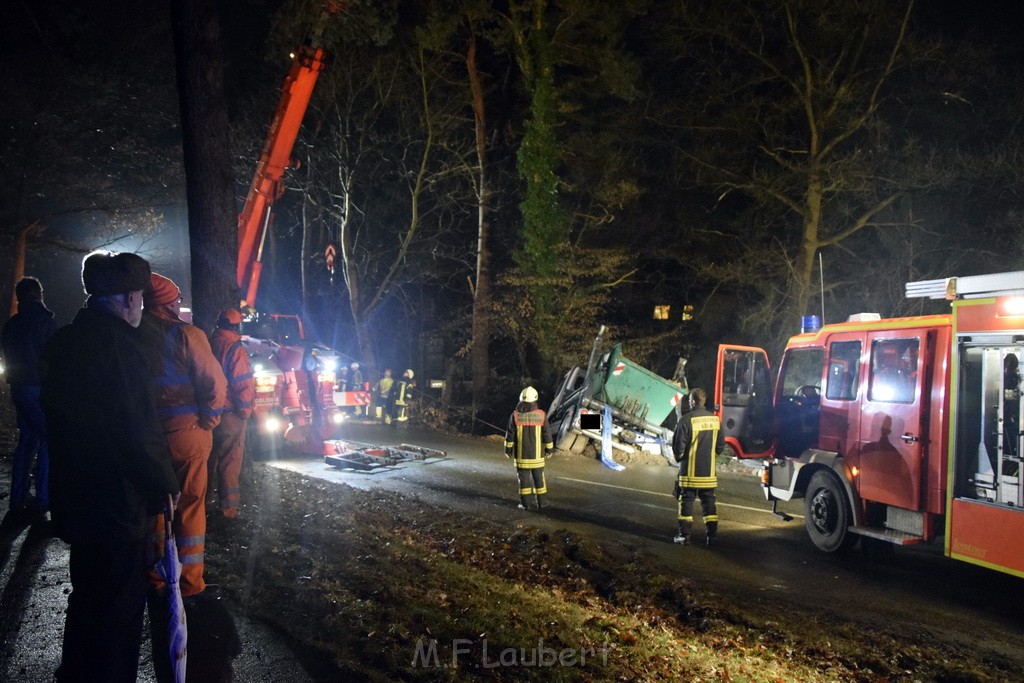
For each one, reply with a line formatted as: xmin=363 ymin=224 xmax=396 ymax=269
xmin=236 ymin=40 xmax=327 ymax=310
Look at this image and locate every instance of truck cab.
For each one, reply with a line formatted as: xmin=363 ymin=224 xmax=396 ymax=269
xmin=716 ymin=272 xmax=1024 ymax=577
xmin=718 ymin=315 xmax=953 ymax=551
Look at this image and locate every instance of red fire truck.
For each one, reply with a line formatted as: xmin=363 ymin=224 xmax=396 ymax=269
xmin=716 ymin=271 xmax=1024 ymax=577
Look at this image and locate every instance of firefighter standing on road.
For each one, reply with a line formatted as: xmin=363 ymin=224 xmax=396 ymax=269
xmin=672 ymin=387 xmax=724 ymax=546
xmin=504 ymin=386 xmax=554 ymax=510
xmin=349 ymin=362 xmax=364 ymax=415
xmin=376 ymin=368 xmax=397 ymax=425
xmin=42 ymin=252 xmax=180 ymax=681
xmin=139 ymin=273 xmax=227 ymax=598
xmin=395 ymin=369 xmax=415 ymax=422
xmin=207 ymin=308 xmax=255 ymax=520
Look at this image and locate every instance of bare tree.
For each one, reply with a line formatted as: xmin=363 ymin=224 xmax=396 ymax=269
xmin=662 ymin=0 xmax=994 ymax=350
xmin=299 ymin=40 xmax=475 ymax=371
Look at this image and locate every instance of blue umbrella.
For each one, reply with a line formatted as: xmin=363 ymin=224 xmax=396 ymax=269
xmin=155 ymin=494 xmax=188 ymax=683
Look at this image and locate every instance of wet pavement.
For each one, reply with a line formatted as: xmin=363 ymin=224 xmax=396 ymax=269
xmin=3 ymin=417 xmax=1024 ymax=679
xmin=0 ymin=501 xmax=315 ymax=683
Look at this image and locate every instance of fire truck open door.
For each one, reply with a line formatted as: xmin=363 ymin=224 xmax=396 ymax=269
xmin=715 ymin=345 xmax=773 ymax=459
xmin=948 ymin=300 xmax=1024 ymax=576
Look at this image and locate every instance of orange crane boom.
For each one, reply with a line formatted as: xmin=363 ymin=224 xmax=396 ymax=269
xmin=236 ymin=42 xmax=327 ymax=309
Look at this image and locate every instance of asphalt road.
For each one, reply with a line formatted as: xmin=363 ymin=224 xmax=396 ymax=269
xmin=272 ymin=421 xmax=1024 ymax=664
xmin=3 ymin=419 xmax=1023 ymax=680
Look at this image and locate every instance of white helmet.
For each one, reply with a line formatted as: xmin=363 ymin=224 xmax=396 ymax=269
xmin=350 ymin=362 xmax=360 ymax=369
xmin=404 ymin=369 xmax=414 ymax=379
xmin=520 ymin=386 xmax=538 ymax=403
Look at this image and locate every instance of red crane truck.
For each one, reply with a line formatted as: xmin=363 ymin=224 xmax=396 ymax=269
xmin=235 ymin=3 xmax=369 ymax=453
xmin=715 ymin=271 xmax=1024 ymax=578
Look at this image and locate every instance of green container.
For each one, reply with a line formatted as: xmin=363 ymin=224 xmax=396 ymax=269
xmin=594 ymin=344 xmax=687 ymax=427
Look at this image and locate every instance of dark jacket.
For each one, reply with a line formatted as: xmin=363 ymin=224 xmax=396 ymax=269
xmin=504 ymin=401 xmax=554 ymax=469
xmin=1 ymin=300 xmax=58 ymax=387
xmin=41 ymin=303 xmax=179 ymax=545
xmin=672 ymin=405 xmax=724 ymax=489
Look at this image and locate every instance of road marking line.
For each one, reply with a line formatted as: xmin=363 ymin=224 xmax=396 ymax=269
xmin=556 ymin=476 xmax=802 ymax=518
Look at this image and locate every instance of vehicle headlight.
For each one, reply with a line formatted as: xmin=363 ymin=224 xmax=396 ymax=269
xmin=264 ymin=416 xmax=282 ymax=433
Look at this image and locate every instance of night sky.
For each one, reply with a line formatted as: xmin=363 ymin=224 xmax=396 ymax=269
xmin=3 ymin=0 xmax=1024 ymax=363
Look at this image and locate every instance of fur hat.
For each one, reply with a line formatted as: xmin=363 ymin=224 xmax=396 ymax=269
xmin=82 ymin=251 xmax=151 ymax=295
xmin=218 ymin=308 xmax=244 ymax=327
xmin=144 ymin=273 xmax=181 ymax=307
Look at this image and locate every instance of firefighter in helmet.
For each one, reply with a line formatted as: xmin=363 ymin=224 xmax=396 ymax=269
xmin=139 ymin=273 xmax=227 ymax=598
xmin=395 ymin=369 xmax=415 ymax=422
xmin=672 ymin=387 xmax=724 ymax=546
xmin=207 ymin=308 xmax=255 ymax=520
xmin=504 ymin=386 xmax=554 ymax=510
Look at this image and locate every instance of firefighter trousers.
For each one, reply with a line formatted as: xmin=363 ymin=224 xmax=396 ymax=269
xmin=517 ymin=467 xmax=547 ymax=509
xmin=151 ymin=426 xmax=212 ymax=597
xmin=677 ymin=487 xmax=718 ymax=538
xmin=210 ymin=412 xmax=246 ymax=518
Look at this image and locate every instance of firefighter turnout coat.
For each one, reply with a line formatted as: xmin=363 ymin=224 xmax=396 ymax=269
xmin=672 ymin=406 xmax=724 ymax=489
xmin=504 ymin=403 xmax=554 ymax=468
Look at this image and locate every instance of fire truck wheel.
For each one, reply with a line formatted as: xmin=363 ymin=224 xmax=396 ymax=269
xmin=803 ymin=470 xmax=851 ymax=552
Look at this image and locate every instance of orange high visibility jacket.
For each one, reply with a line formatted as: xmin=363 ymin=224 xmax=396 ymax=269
xmin=140 ymin=309 xmax=227 ymax=432
xmin=209 ymin=327 xmax=255 ymax=421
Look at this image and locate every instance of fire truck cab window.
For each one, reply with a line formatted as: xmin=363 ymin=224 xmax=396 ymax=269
xmin=826 ymin=340 xmax=861 ymax=401
xmin=722 ymin=350 xmax=769 ymax=407
xmin=954 ymin=344 xmax=1023 ymax=507
xmin=776 ymin=347 xmax=824 ymax=457
xmin=869 ymin=339 xmax=918 ymax=403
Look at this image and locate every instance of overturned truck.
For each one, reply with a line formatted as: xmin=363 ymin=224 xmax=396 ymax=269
xmin=548 ymin=326 xmax=689 ymax=466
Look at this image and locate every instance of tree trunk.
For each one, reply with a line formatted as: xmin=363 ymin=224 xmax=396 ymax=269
xmin=467 ymin=32 xmax=491 ymax=418
xmin=170 ymin=0 xmax=238 ymax=332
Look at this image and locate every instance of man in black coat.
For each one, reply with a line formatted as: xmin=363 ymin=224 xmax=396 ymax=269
xmin=1 ymin=276 xmax=58 ymax=521
xmin=41 ymin=251 xmax=180 ymax=682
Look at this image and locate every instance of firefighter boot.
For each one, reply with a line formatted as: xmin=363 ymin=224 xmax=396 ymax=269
xmin=705 ymin=521 xmax=718 ymax=547
xmin=673 ymin=522 xmax=689 ymax=545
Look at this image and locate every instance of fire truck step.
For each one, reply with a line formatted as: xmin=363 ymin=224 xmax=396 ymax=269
xmin=848 ymin=526 xmax=924 ymax=545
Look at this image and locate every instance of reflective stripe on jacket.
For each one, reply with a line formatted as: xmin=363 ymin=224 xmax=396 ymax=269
xmin=209 ymin=328 xmax=255 ymax=420
xmin=140 ymin=310 xmax=227 ymax=433
xmin=505 ymin=406 xmax=553 ymax=469
xmin=672 ymin=407 xmax=723 ymax=489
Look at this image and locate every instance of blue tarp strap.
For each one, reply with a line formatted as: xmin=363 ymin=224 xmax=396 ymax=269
xmin=600 ymin=403 xmax=625 ymax=471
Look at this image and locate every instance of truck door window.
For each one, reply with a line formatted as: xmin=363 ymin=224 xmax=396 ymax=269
xmin=776 ymin=348 xmax=824 ymax=457
xmin=826 ymin=341 xmax=861 ymax=401
xmin=721 ymin=350 xmax=770 ymax=407
xmin=869 ymin=339 xmax=918 ymax=403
